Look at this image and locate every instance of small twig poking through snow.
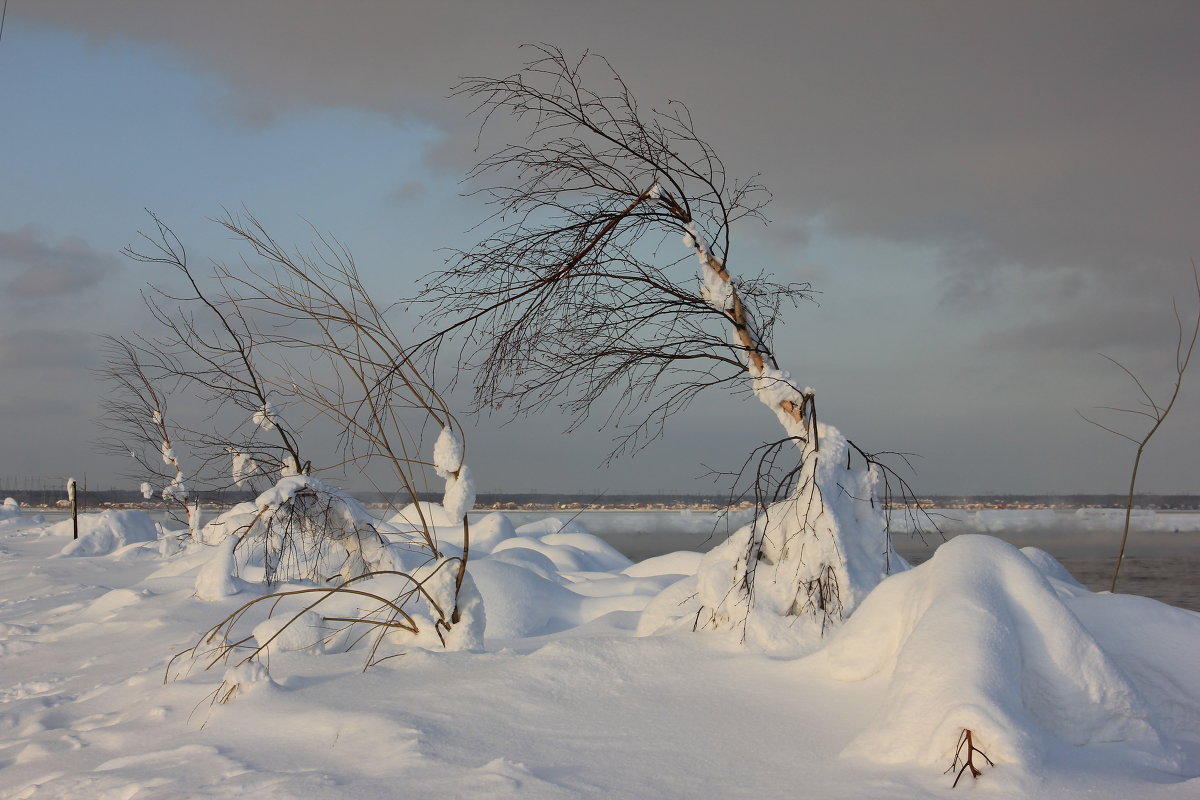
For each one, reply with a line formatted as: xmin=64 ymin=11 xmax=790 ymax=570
xmin=946 ymin=728 xmax=994 ymax=788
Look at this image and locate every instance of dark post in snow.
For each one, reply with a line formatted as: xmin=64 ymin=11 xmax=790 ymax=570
xmin=67 ymin=477 xmax=78 ymax=540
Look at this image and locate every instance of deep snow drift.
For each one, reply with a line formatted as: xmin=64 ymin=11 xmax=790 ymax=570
xmin=1 ymin=498 xmax=1198 ymax=799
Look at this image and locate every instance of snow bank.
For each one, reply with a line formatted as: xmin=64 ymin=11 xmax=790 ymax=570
xmin=52 ymin=510 xmax=160 ymax=557
xmin=824 ymin=535 xmax=1190 ymax=773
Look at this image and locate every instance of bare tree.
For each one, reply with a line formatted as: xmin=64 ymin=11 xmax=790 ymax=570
xmin=98 ymin=335 xmax=203 ymax=536
xmin=417 ymin=45 xmax=812 ymax=458
xmin=1079 ymin=263 xmax=1200 ymax=592
xmin=120 ymin=212 xmax=309 ymax=480
xmin=105 ymin=212 xmax=482 ymax=678
xmin=418 ymin=46 xmax=906 ymax=643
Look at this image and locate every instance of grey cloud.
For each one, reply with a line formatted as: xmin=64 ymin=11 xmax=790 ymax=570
xmin=0 ymin=329 xmax=97 ymax=370
xmin=390 ymin=180 xmax=427 ymax=203
xmin=0 ymin=393 xmax=82 ymax=417
xmin=19 ymin=2 xmax=1199 ymax=336
xmin=0 ymin=225 xmax=119 ymax=298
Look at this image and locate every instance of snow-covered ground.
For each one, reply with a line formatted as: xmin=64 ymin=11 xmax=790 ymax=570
xmin=1 ymin=501 xmax=1198 ymax=799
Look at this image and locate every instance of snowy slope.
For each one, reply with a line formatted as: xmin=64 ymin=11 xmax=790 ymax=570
xmin=1 ymin=506 xmax=1197 ymax=799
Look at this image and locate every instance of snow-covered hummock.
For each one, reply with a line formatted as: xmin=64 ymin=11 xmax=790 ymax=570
xmin=194 ymin=475 xmax=385 ymax=588
xmin=53 ymin=509 xmax=160 ymax=557
xmin=823 ymin=535 xmax=1197 ymax=777
xmin=139 ymin=482 xmax=153 ymax=500
xmin=192 ymin=478 xmax=486 ymax=651
xmin=0 ymin=496 xmax=19 ymax=519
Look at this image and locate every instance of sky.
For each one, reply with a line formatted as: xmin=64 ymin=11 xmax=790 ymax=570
xmin=1 ymin=1 xmax=1198 ymax=497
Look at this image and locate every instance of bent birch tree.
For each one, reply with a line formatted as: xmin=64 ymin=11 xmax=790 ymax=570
xmin=418 ymin=46 xmax=912 ymax=647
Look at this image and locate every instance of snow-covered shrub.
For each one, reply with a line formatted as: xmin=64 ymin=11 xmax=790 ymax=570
xmin=639 ymin=424 xmax=899 ymax=654
xmin=208 ymin=475 xmax=388 ymax=586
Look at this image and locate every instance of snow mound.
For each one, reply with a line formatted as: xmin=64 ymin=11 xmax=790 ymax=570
xmin=514 ymin=516 xmax=591 ymax=536
xmin=824 ymin=535 xmax=1190 ymax=773
xmin=388 ymin=501 xmax=458 ymax=530
xmin=53 ymin=510 xmax=160 ymax=557
xmin=0 ymin=497 xmax=20 ymax=519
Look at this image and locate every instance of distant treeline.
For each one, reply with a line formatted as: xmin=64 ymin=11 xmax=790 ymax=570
xmin=2 ymin=481 xmax=1198 ymax=510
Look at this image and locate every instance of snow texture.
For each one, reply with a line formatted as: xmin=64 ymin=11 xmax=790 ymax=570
xmin=161 ymin=475 xmax=188 ymax=503
xmin=441 ymin=464 xmax=475 ymax=523
xmin=0 ymin=508 xmax=1197 ymax=798
xmin=1 ymin=496 xmax=19 ymax=519
xmin=824 ymin=535 xmax=1191 ymax=774
xmin=53 ymin=509 xmax=160 ymax=557
xmin=432 ymin=426 xmax=463 ymax=478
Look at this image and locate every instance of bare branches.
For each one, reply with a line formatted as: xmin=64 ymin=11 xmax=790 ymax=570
xmin=1079 ymin=262 xmax=1200 ymax=592
xmin=946 ymin=729 xmax=993 ymax=787
xmin=106 ymin=211 xmax=474 ymax=549
xmin=121 ymin=211 xmax=308 ymax=480
xmin=415 ymin=45 xmax=810 ymax=456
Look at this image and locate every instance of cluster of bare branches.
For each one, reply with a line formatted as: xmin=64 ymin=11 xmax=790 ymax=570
xmin=171 ymin=551 xmax=469 ymax=697
xmin=415 ymin=44 xmax=811 ymax=459
xmin=946 ymin=729 xmax=993 ymax=787
xmin=102 ymin=211 xmax=481 ymax=685
xmin=100 ymin=211 xmax=465 ymax=546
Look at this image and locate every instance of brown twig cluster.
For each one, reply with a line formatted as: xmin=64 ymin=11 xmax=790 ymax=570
xmin=946 ymin=728 xmax=994 ymax=787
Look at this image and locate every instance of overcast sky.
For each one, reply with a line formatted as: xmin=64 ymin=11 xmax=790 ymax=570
xmin=1 ymin=1 xmax=1198 ymax=496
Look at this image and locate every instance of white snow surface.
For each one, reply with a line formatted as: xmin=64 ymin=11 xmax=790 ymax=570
xmin=1 ymin=496 xmax=19 ymax=519
xmin=51 ymin=508 xmax=161 ymax=557
xmin=0 ymin=507 xmax=1197 ymax=798
xmin=432 ymin=426 xmax=463 ymax=478
xmin=824 ymin=535 xmax=1194 ymax=777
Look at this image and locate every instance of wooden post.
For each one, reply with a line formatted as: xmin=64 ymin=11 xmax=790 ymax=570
xmin=67 ymin=478 xmax=78 ymax=540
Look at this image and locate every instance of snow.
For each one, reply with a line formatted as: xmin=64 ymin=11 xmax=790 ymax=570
xmin=0 ymin=507 xmax=1197 ymax=798
xmin=638 ymin=423 xmax=898 ymax=654
xmin=441 ymin=463 xmax=475 ymax=523
xmin=230 ymin=448 xmax=259 ymax=487
xmin=252 ymin=401 xmax=279 ymax=431
xmin=1 ymin=496 xmax=19 ymax=519
xmin=824 ymin=535 xmax=1190 ymax=776
xmin=432 ymin=426 xmax=463 ymax=478
xmin=51 ymin=509 xmax=161 ymax=557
